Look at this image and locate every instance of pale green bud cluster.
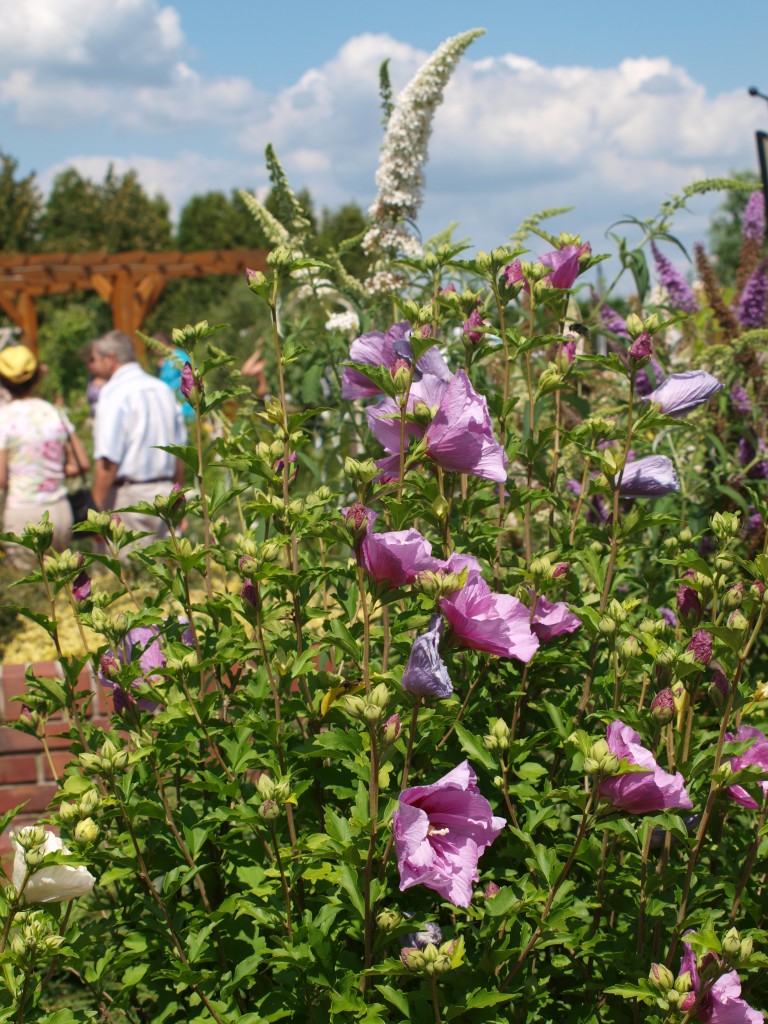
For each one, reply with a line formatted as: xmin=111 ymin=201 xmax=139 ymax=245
xmin=58 ymin=788 xmax=101 ymax=829
xmin=21 ymin=517 xmax=54 ymax=554
xmin=401 ymin=940 xmax=456 ymax=975
xmin=584 ymin=739 xmax=620 ymax=777
xmin=720 ymin=926 xmax=754 ymax=964
xmin=344 ymin=457 xmax=380 ymax=486
xmin=414 ymin=566 xmax=468 ymax=599
xmin=11 ymin=826 xmax=47 ymax=851
xmin=483 ymin=718 xmax=511 ymax=753
xmin=10 ymin=915 xmax=64 ymax=962
xmin=256 ymin=774 xmax=292 ymax=820
xmin=536 ymin=363 xmax=564 ymax=398
xmin=344 ymin=683 xmax=389 ymax=724
xmin=711 ymin=511 xmax=741 ymax=542
xmin=79 ymin=737 xmax=129 ymax=777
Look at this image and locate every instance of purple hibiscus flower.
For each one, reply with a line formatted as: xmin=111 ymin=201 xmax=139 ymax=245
xmin=72 ymin=570 xmax=91 ymax=603
xmin=341 ymin=322 xmax=452 ymax=399
xmin=355 ymin=512 xmax=439 ymax=589
xmin=529 ymin=595 xmax=581 ymax=642
xmin=425 ymin=371 xmax=508 ymax=482
xmin=366 ymin=373 xmax=450 ymax=454
xmin=598 ymin=721 xmax=692 ymax=814
xmin=643 ymin=370 xmax=723 ymax=417
xmin=618 ymin=455 xmax=680 ymax=498
xmin=440 ymin=570 xmax=539 ymax=662
xmin=98 ymin=626 xmax=166 ymax=714
xmin=505 ymin=242 xmax=591 ymax=291
xmin=725 ymin=726 xmax=768 ymax=810
xmin=676 ymin=942 xmax=762 ymax=1023
xmin=463 ymin=307 xmax=486 ymax=345
xmin=393 ymin=760 xmax=505 ymax=907
xmin=401 ymin=614 xmax=454 ymax=699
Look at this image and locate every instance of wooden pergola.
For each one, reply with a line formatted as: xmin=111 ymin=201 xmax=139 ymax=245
xmin=0 ymin=248 xmax=268 ymax=356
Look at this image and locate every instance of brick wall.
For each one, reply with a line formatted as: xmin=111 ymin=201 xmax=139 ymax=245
xmin=0 ymin=661 xmax=107 ymax=864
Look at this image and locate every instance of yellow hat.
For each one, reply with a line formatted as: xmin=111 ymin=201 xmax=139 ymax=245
xmin=0 ymin=345 xmax=38 ymax=384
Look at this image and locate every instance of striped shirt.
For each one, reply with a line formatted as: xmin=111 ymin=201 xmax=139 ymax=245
xmin=94 ymin=362 xmax=187 ymax=482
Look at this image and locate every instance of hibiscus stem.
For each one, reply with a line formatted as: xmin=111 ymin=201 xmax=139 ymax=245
xmin=568 ymin=456 xmax=592 ymax=546
xmin=429 ymin=975 xmax=443 ymax=1024
xmin=728 ymin=793 xmax=768 ymax=925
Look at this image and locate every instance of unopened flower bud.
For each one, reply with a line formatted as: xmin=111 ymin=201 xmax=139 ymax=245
xmin=74 ymin=818 xmax=99 ymax=844
xmin=723 ymin=928 xmax=742 ymax=957
xmin=650 ymin=688 xmax=675 ymax=725
xmin=740 ymin=936 xmax=754 ymax=961
xmin=598 ymin=616 xmax=617 ymax=637
xmin=727 ymin=610 xmax=749 ymax=634
xmin=390 ymin=358 xmax=411 ymax=394
xmin=675 ymin=971 xmax=693 ymax=994
xmin=724 ymin=582 xmax=744 ymax=610
xmin=377 ymin=908 xmax=402 ymax=932
xmin=258 ymin=800 xmax=280 ymax=820
xmin=382 ymin=713 xmax=401 ymax=746
xmin=648 ymin=963 xmax=675 ymax=992
xmin=619 ymin=636 xmax=642 ymax=662
xmin=629 ymin=331 xmax=652 ymax=365
xmin=484 ymin=882 xmax=501 ymax=898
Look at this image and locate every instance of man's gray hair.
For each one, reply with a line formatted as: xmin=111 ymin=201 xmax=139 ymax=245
xmin=93 ymin=330 xmax=136 ymax=364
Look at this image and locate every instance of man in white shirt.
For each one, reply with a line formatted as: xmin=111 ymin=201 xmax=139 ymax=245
xmin=88 ymin=330 xmax=187 ymax=549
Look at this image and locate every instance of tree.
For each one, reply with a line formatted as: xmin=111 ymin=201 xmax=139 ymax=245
xmin=0 ymin=152 xmax=42 ymax=252
xmin=40 ymin=165 xmax=172 ymax=252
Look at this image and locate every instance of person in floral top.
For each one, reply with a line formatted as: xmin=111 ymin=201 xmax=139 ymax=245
xmin=0 ymin=346 xmax=90 ymax=569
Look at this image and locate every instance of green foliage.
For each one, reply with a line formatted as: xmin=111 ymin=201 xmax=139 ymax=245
xmin=40 ymin=165 xmax=172 ymax=252
xmin=0 ymin=151 xmax=42 ymax=251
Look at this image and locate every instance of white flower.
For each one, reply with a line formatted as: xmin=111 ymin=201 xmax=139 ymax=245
xmin=364 ymin=28 xmax=484 ymax=258
xmin=12 ymin=829 xmax=96 ymax=903
xmin=325 ymin=311 xmax=360 ymax=334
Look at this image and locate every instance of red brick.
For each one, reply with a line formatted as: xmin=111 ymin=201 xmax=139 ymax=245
xmin=0 ymin=784 xmax=57 ymax=814
xmin=0 ymin=756 xmax=37 ymax=785
xmin=0 ymin=727 xmax=72 ymax=753
xmin=42 ymin=752 xmax=74 ymax=781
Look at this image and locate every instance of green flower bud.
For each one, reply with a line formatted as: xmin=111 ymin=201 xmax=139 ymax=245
xmin=648 ymin=963 xmax=675 ymax=991
xmin=674 ymin=970 xmax=693 ymax=994
xmin=723 ymin=928 xmax=742 ymax=957
xmin=376 ymin=908 xmax=402 ymax=932
xmin=256 ymin=775 xmax=276 ymax=801
xmin=74 ymin=817 xmax=99 ymax=844
xmin=619 ymin=636 xmax=642 ymax=662
xmin=624 ymin=312 xmax=645 ymax=339
xmin=258 ymin=800 xmax=281 ymax=820
xmin=711 ymin=511 xmax=741 ymax=541
xmin=740 ymin=936 xmax=754 ymax=962
xmin=598 ymin=616 xmax=617 ymax=637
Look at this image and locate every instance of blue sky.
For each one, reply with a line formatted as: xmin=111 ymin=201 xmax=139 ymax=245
xmin=1 ymin=0 xmax=767 ymax=259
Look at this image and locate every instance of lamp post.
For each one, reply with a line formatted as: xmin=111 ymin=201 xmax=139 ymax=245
xmin=749 ymin=87 xmax=768 ymax=238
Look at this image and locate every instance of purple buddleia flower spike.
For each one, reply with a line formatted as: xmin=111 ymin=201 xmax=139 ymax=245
xmin=730 ymin=384 xmax=752 ymax=415
xmin=736 ymin=264 xmax=767 ymax=329
xmin=743 ymin=190 xmax=766 ymax=242
xmin=651 ymin=243 xmax=698 ymax=314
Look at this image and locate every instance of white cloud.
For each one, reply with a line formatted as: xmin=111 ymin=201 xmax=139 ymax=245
xmin=5 ymin=26 xmax=763 ymax=256
xmin=0 ymin=0 xmax=184 ymax=78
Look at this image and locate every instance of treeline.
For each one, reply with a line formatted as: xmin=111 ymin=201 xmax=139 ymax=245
xmin=0 ymin=151 xmax=369 ymax=405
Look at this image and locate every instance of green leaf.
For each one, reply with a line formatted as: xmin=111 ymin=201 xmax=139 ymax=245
xmin=454 ymin=722 xmax=496 ymax=772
